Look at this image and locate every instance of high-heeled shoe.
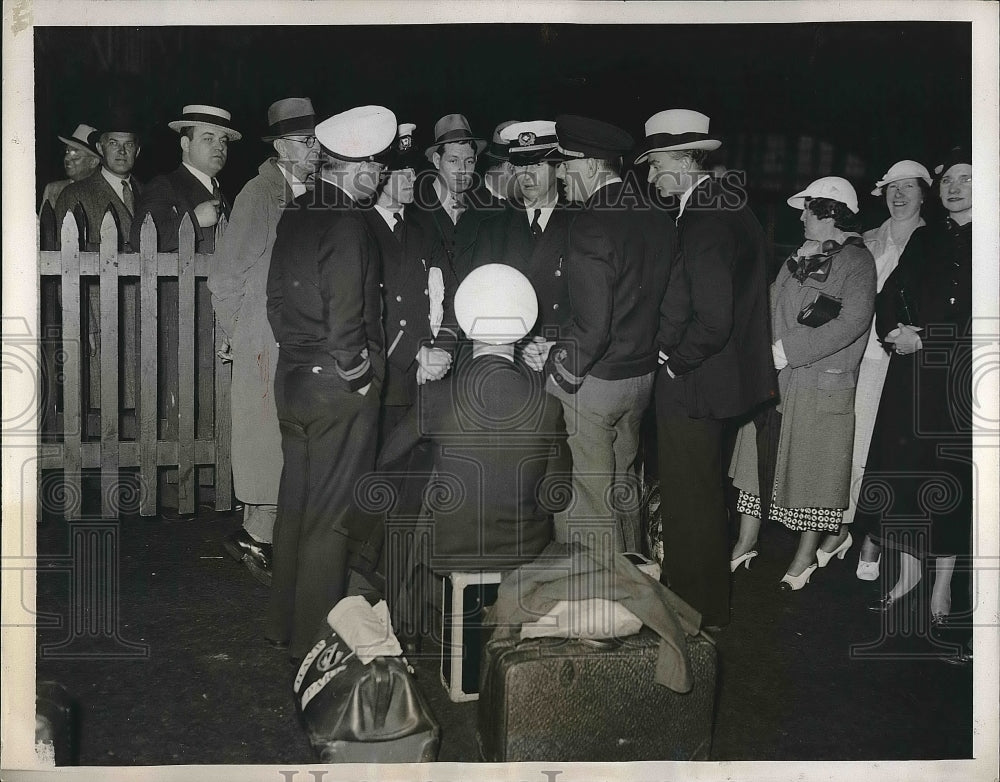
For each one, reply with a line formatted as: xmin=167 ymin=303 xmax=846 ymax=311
xmin=867 ymin=590 xmax=918 ymax=613
xmin=730 ymin=550 xmax=758 ymax=573
xmin=816 ymin=532 xmax=853 ymax=568
xmin=779 ymin=563 xmax=817 ymax=591
xmin=856 ymin=552 xmax=881 ymax=581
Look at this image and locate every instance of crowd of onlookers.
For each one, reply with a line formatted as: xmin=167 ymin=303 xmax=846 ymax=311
xmin=39 ymin=97 xmax=973 ymax=666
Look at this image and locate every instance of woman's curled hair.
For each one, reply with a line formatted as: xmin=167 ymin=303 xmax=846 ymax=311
xmin=805 ymin=196 xmax=861 ymax=233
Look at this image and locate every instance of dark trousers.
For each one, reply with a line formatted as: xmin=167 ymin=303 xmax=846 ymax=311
xmin=266 ymin=360 xmax=379 ymax=657
xmin=656 ymin=410 xmax=729 ymax=628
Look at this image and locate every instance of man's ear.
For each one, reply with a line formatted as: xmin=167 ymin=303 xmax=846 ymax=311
xmin=179 ymin=134 xmax=190 ymax=160
xmin=431 ymin=151 xmax=442 ymax=171
xmin=586 ymin=158 xmax=599 ymax=178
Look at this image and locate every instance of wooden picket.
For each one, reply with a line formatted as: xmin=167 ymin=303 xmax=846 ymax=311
xmin=38 ymin=210 xmax=233 ymax=518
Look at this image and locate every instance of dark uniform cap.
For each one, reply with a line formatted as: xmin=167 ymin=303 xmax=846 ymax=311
xmin=386 ymin=122 xmax=421 ymax=171
xmin=555 ymin=114 xmax=634 ymax=161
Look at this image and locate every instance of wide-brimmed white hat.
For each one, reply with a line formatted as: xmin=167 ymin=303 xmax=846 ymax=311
xmin=454 ymin=264 xmax=538 ymax=345
xmin=168 ymin=104 xmax=242 ymax=140
xmin=315 ymin=105 xmax=397 ymax=161
xmin=871 ymin=159 xmax=931 ymax=195
xmin=634 ymin=109 xmax=721 ymax=164
xmin=788 ymin=176 xmax=859 ymax=214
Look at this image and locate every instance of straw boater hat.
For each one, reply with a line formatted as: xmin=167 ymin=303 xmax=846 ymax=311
xmin=501 ymin=120 xmax=564 ymax=165
xmin=454 ymin=264 xmax=538 ymax=345
xmin=57 ymin=124 xmax=101 ymax=158
xmin=787 ymin=176 xmax=859 ymax=214
xmin=633 ymin=109 xmax=721 ymax=164
xmin=485 ymin=120 xmax=521 ymax=161
xmin=425 ymin=114 xmax=487 ymax=162
xmin=168 ymin=104 xmax=242 ymax=140
xmin=261 ymin=97 xmax=316 ymax=141
xmin=314 ymin=105 xmax=397 ymax=161
xmin=871 ymin=160 xmax=932 ymax=196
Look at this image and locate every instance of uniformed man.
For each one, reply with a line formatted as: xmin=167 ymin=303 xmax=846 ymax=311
xmin=265 ymin=105 xmax=395 ymax=659
xmin=413 ymin=113 xmax=502 ymax=282
xmin=482 ymin=120 xmax=520 ymax=202
xmin=351 ymin=123 xmax=459 ymax=589
xmin=545 ymin=114 xmax=678 ymax=553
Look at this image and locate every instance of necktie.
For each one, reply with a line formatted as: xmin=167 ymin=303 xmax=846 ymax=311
xmin=212 ymin=180 xmax=224 ymax=215
xmin=450 ymin=195 xmax=466 ymax=223
xmin=393 ymin=212 xmax=405 ymax=243
xmin=121 ymin=179 xmax=134 ymax=215
xmin=530 ymin=208 xmax=542 ymax=239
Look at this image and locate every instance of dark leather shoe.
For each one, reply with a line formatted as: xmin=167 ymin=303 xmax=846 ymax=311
xmin=223 ymin=529 xmax=273 ymax=587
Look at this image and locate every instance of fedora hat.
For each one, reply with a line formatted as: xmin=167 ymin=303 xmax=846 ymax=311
xmin=57 ymin=123 xmax=101 ymax=158
xmin=634 ymin=109 xmax=721 ymax=164
xmin=485 ymin=120 xmax=521 ymax=161
xmin=315 ymin=105 xmax=397 ymax=162
xmin=454 ymin=264 xmax=538 ymax=345
xmin=871 ymin=160 xmax=931 ymax=195
xmin=788 ymin=176 xmax=859 ymax=214
xmin=168 ymin=104 xmax=242 ymax=141
xmin=425 ymin=114 xmax=487 ymax=162
xmin=261 ymin=97 xmax=316 ymax=141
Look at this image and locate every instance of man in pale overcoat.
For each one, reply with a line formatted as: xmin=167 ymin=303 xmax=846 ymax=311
xmin=208 ymin=98 xmax=319 ymax=585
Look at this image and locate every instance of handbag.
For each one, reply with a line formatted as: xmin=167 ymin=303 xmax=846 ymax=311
xmin=797 ymin=292 xmax=842 ymax=328
xmin=293 ymin=627 xmax=440 ymax=763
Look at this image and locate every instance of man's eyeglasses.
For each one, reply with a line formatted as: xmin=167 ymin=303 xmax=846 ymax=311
xmin=282 ymin=135 xmax=318 ymax=149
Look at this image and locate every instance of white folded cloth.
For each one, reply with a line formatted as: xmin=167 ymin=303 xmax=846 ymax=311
xmin=428 ymin=267 xmax=444 ymax=338
xmin=519 ymin=598 xmax=643 ymax=640
xmin=325 ymin=596 xmax=402 ymax=664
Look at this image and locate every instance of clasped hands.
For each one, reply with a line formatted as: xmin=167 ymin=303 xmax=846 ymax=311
xmin=416 ymin=346 xmax=452 ymax=385
xmin=883 ymin=323 xmax=923 ymax=356
xmin=522 ymin=337 xmax=555 ymax=372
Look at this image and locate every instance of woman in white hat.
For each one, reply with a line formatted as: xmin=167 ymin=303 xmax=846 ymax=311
xmin=819 ymin=161 xmax=931 ymax=580
xmin=728 ymin=177 xmax=876 ymax=590
xmin=855 ymin=148 xmax=972 ymax=655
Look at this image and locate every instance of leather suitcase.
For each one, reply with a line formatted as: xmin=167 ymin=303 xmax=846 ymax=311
xmin=477 ymin=627 xmax=717 ymax=762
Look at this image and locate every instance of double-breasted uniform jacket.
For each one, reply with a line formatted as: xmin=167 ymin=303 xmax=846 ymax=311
xmin=731 ymin=236 xmax=876 ymax=509
xmin=207 ymin=157 xmax=294 ymax=505
xmin=131 ymin=164 xmax=231 ymax=253
xmin=546 ymin=181 xmax=678 ymax=392
xmin=657 ymin=177 xmax=777 ymax=420
xmin=412 ymin=175 xmax=503 ymax=282
xmin=471 ymin=201 xmax=574 ymax=341
xmin=362 ymin=207 xmax=459 ymax=408
xmin=54 ymin=168 xmax=144 ymax=251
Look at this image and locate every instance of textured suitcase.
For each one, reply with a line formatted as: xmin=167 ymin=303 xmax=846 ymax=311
xmin=477 ymin=627 xmax=717 ymax=762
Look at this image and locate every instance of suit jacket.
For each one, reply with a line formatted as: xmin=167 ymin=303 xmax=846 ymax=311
xmin=471 ymin=202 xmax=573 ymax=339
xmin=412 ymin=176 xmax=503 ymax=282
xmin=131 ymin=164 xmax=231 ymax=253
xmin=266 ymin=179 xmax=384 ymax=392
xmin=363 ymin=206 xmax=459 ymax=406
xmin=657 ymin=177 xmax=777 ymax=420
xmin=546 ymin=181 xmax=677 ymax=391
xmin=415 ymin=352 xmax=569 ymax=572
xmin=54 ymin=169 xmax=143 ymax=252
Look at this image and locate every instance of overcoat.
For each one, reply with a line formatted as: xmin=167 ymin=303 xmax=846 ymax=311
xmin=731 ymin=237 xmax=876 ymax=509
xmin=207 ymin=158 xmax=291 ymax=505
xmin=54 ymin=168 xmax=143 ymax=251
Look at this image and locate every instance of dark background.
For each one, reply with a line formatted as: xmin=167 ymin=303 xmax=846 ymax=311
xmin=35 ymin=22 xmax=971 ymax=245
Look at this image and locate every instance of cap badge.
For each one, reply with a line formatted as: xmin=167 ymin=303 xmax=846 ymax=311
xmin=518 ymin=132 xmax=536 ymax=147
xmin=399 ymin=135 xmax=412 ymax=151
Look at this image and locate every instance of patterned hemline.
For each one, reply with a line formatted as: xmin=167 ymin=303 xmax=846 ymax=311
xmin=737 ymin=489 xmax=843 ymax=533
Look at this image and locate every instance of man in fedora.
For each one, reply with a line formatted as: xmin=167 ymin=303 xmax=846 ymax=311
xmin=265 ymin=105 xmax=395 ymax=659
xmin=413 ymin=113 xmax=500 ymax=281
xmin=55 ymin=110 xmax=144 ymax=252
xmin=544 ymin=114 xmax=677 ymax=554
xmin=131 ymin=103 xmax=241 ymax=254
xmin=636 ymin=108 xmax=775 ymax=629
xmin=40 ymin=123 xmax=102 ymax=215
xmin=351 ymin=122 xmax=459 ymax=593
xmin=209 ymin=97 xmax=320 ymax=586
xmin=483 ymin=120 xmax=520 ymax=203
